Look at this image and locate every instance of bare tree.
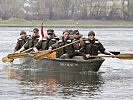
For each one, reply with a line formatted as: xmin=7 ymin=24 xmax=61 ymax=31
xmin=0 ymin=0 xmax=133 ymax=21
xmin=0 ymin=0 xmax=24 ymax=20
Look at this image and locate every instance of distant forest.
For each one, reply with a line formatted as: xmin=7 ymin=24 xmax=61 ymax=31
xmin=0 ymin=0 xmax=133 ymax=21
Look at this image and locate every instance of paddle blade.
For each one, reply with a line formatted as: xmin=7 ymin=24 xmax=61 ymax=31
xmin=116 ymin=54 xmax=133 ymax=59
xmin=7 ymin=52 xmax=28 ymax=59
xmin=2 ymin=57 xmax=14 ymax=63
xmin=34 ymin=50 xmax=50 ymax=60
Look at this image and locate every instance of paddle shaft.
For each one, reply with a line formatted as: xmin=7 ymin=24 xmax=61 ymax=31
xmin=21 ymin=48 xmax=33 ymax=53
xmin=52 ymin=40 xmax=80 ymax=52
xmin=91 ymin=55 xmax=114 ymax=58
xmin=91 ymin=54 xmax=133 ymax=59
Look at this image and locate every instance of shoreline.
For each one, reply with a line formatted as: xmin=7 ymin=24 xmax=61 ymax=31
xmin=0 ymin=26 xmax=133 ymax=28
xmin=0 ymin=19 xmax=133 ymax=28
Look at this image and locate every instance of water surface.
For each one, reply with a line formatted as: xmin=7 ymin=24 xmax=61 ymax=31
xmin=0 ymin=27 xmax=133 ymax=100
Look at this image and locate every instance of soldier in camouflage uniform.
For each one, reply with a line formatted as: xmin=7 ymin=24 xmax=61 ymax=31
xmin=51 ymin=29 xmax=59 ymax=41
xmin=16 ymin=28 xmax=40 ymax=53
xmin=14 ymin=31 xmax=30 ymax=52
xmin=68 ymin=30 xmax=73 ymax=35
xmin=49 ymin=30 xmax=75 ymax=59
xmin=72 ymin=30 xmax=84 ymax=56
xmin=33 ymin=29 xmax=58 ymax=52
xmin=80 ymin=31 xmax=114 ymax=59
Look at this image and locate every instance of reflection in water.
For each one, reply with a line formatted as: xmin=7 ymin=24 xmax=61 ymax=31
xmin=3 ymin=65 xmax=104 ymax=98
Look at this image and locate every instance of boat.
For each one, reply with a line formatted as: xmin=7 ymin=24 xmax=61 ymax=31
xmin=12 ymin=55 xmax=105 ymax=73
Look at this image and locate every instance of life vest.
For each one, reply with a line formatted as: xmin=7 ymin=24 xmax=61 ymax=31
xmin=82 ymin=39 xmax=105 ymax=55
xmin=84 ymin=39 xmax=100 ymax=44
xmin=40 ymin=38 xmax=57 ymax=50
xmin=48 ymin=52 xmax=56 ymax=58
xmin=56 ymin=38 xmax=75 ymax=58
xmin=24 ymin=36 xmax=40 ymax=49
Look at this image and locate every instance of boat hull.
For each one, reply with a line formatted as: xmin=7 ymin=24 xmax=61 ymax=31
xmin=13 ymin=56 xmax=105 ymax=73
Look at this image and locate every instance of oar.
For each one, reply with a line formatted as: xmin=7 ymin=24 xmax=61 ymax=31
xmin=2 ymin=57 xmax=14 ymax=63
xmin=34 ymin=40 xmax=80 ymax=60
xmin=7 ymin=48 xmax=33 ymax=59
xmin=7 ymin=52 xmax=29 ymax=59
xmin=2 ymin=48 xmax=33 ymax=63
xmin=91 ymin=54 xmax=133 ymax=59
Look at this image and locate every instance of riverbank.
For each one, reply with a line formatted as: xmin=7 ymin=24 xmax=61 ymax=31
xmin=0 ymin=19 xmax=133 ymax=28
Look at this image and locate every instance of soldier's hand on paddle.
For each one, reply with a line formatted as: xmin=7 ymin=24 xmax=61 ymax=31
xmin=33 ymin=47 xmax=39 ymax=53
xmin=85 ymin=54 xmax=91 ymax=58
xmin=109 ymin=52 xmax=115 ymax=57
xmin=15 ymin=50 xmax=21 ymax=53
xmin=48 ymin=47 xmax=52 ymax=53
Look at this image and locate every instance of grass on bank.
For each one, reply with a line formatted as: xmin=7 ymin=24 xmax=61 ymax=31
xmin=0 ymin=18 xmax=133 ymax=27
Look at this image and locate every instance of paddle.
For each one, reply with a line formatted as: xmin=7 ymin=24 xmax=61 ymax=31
xmin=7 ymin=52 xmax=30 ymax=59
xmin=2 ymin=48 xmax=33 ymax=63
xmin=2 ymin=57 xmax=14 ymax=63
xmin=91 ymin=54 xmax=133 ymax=59
xmin=8 ymin=48 xmax=33 ymax=59
xmin=34 ymin=40 xmax=80 ymax=60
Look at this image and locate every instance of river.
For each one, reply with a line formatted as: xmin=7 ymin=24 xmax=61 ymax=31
xmin=0 ymin=27 xmax=133 ymax=100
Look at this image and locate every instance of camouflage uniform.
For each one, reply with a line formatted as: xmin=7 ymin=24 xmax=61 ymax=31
xmin=24 ymin=36 xmax=40 ymax=50
xmin=51 ymin=37 xmax=75 ymax=58
xmin=35 ymin=29 xmax=59 ymax=50
xmin=72 ymin=30 xmax=84 ymax=56
xmin=35 ymin=38 xmax=57 ymax=50
xmin=73 ymin=38 xmax=82 ymax=50
xmin=80 ymin=38 xmax=105 ymax=59
xmin=14 ymin=35 xmax=30 ymax=51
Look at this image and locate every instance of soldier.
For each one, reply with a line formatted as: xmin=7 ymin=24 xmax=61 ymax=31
xmin=33 ymin=29 xmax=58 ymax=53
xmin=14 ymin=30 xmax=29 ymax=52
xmin=72 ymin=30 xmax=84 ymax=52
xmin=49 ymin=30 xmax=75 ymax=59
xmin=16 ymin=28 xmax=40 ymax=53
xmin=68 ymin=30 xmax=74 ymax=35
xmin=68 ymin=30 xmax=74 ymax=40
xmin=80 ymin=31 xmax=114 ymax=59
xmin=50 ymin=29 xmax=59 ymax=41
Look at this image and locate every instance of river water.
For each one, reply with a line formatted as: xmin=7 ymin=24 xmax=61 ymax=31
xmin=0 ymin=27 xmax=133 ymax=100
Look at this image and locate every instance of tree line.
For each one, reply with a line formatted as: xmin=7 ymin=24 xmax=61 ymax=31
xmin=0 ymin=0 xmax=133 ymax=21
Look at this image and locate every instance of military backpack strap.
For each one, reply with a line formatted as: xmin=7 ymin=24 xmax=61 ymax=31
xmin=51 ymin=38 xmax=57 ymax=42
xmin=42 ymin=38 xmax=47 ymax=41
xmin=17 ymin=38 xmax=22 ymax=42
xmin=84 ymin=40 xmax=90 ymax=44
xmin=94 ymin=39 xmax=100 ymax=44
xmin=66 ymin=39 xmax=72 ymax=43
